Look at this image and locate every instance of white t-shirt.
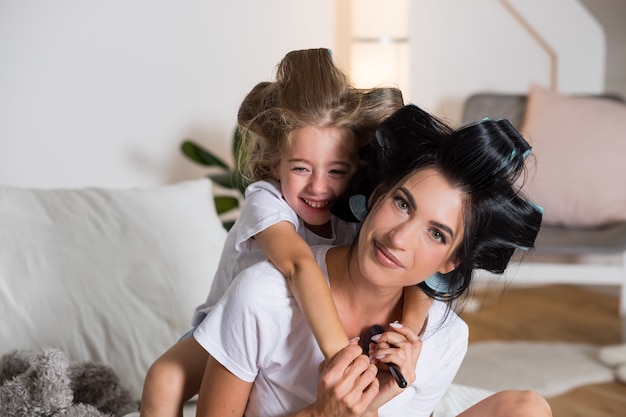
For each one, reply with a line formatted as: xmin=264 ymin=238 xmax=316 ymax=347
xmin=193 ymin=180 xmax=359 ymax=326
xmin=194 ymin=246 xmax=469 ymax=417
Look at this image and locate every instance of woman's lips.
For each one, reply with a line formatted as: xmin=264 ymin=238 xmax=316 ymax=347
xmin=374 ymin=241 xmax=403 ymax=269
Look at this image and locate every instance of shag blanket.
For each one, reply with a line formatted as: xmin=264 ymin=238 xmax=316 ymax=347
xmin=0 ymin=348 xmax=138 ymax=417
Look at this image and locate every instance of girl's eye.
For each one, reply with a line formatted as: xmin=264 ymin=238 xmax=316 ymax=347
xmin=292 ymin=167 xmax=309 ymax=173
xmin=430 ymin=229 xmax=447 ymax=244
xmin=329 ymin=169 xmax=349 ymax=176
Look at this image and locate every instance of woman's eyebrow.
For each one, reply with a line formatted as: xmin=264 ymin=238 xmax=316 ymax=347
xmin=400 ymin=186 xmax=455 ymax=240
xmin=430 ymin=221 xmax=455 ymax=241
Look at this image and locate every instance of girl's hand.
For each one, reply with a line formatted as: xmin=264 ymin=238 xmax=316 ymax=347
xmin=365 ymin=322 xmax=422 ymax=410
xmin=311 ymin=343 xmax=380 ymax=417
xmin=402 ymin=286 xmax=432 ymax=337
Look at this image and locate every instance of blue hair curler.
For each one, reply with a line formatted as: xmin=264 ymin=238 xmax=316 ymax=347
xmin=349 ymin=194 xmax=368 ymax=222
xmin=424 ymin=271 xmax=453 ymax=294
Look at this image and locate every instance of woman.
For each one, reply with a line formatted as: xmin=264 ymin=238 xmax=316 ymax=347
xmin=191 ymin=104 xmax=547 ymax=417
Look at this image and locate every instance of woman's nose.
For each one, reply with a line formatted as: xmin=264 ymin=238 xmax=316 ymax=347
xmin=388 ymin=221 xmax=417 ymax=249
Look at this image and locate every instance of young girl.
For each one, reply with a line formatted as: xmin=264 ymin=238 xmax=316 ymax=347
xmin=140 ymin=49 xmax=431 ymax=417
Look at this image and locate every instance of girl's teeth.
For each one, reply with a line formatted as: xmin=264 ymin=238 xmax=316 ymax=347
xmin=304 ymin=199 xmax=328 ymax=209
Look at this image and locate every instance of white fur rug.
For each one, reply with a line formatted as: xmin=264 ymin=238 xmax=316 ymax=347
xmin=453 ymin=341 xmax=615 ymax=397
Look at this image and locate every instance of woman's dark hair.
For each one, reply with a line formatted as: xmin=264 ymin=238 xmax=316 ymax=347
xmin=337 ymin=104 xmax=543 ymax=302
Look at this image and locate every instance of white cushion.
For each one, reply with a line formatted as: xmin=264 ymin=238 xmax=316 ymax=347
xmin=0 ymin=179 xmax=227 ymax=400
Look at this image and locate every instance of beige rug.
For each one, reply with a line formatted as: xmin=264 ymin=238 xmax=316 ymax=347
xmin=453 ymin=341 xmax=615 ymax=397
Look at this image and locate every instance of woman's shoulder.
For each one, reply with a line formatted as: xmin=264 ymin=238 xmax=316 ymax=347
xmin=424 ymin=301 xmax=469 ymax=341
xmin=232 ymin=259 xmax=291 ymax=298
xmin=232 ymin=246 xmax=331 ymax=299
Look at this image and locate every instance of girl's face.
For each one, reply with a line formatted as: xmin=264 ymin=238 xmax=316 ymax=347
xmin=274 ymin=125 xmax=357 ymax=230
xmin=357 ymin=168 xmax=464 ymax=288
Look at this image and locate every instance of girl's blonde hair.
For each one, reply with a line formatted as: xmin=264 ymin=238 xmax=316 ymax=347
xmin=237 ymin=48 xmax=404 ymax=183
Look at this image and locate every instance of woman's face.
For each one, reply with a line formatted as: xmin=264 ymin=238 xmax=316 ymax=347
xmin=274 ymin=125 xmax=357 ymax=229
xmin=357 ymin=168 xmax=465 ymax=288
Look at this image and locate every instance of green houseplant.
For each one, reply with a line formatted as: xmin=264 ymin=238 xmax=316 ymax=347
xmin=181 ymin=128 xmax=246 ymax=230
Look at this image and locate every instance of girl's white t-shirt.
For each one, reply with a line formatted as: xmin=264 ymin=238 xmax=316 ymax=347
xmin=193 ymin=179 xmax=358 ymax=325
xmin=194 ymin=246 xmax=469 ymax=417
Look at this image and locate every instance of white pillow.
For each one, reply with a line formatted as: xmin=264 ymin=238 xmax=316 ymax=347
xmin=0 ymin=179 xmax=227 ymax=401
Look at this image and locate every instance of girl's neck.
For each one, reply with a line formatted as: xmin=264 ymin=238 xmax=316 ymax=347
xmin=326 ymin=246 xmax=404 ymax=338
xmin=305 ymin=220 xmax=332 ymax=239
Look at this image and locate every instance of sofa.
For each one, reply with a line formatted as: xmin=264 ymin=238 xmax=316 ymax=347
xmin=1 ymin=177 xmax=497 ymax=416
xmin=462 ymin=84 xmax=626 ymax=339
xmin=0 ymin=179 xmax=227 ymax=415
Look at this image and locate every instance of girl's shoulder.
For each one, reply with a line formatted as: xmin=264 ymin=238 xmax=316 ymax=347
xmin=235 ymin=179 xmax=300 ymax=241
xmin=244 ymin=179 xmax=282 ymax=199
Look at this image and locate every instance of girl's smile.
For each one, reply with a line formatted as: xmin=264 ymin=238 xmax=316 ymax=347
xmin=274 ymin=125 xmax=357 ymax=236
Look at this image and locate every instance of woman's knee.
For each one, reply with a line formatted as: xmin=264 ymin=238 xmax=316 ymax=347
xmin=461 ymin=389 xmax=552 ymax=417
xmin=493 ymin=390 xmax=552 ymax=417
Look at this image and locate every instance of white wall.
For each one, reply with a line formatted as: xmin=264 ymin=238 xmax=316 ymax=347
xmin=409 ymin=0 xmax=604 ymax=124
xmin=1 ymin=0 xmax=604 ymax=188
xmin=0 ymin=0 xmax=335 ymax=188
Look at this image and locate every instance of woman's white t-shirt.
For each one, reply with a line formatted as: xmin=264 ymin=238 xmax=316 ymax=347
xmin=194 ymin=246 xmax=469 ymax=417
xmin=193 ymin=179 xmax=358 ymax=326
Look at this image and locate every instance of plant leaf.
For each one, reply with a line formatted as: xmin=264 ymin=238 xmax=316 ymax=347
xmin=232 ymin=127 xmax=243 ymax=161
xmin=231 ymin=128 xmax=249 ymax=194
xmin=181 ymin=140 xmax=229 ymax=169
xmin=214 ymin=196 xmax=239 ymax=214
xmin=222 ymin=220 xmax=236 ymax=231
xmin=209 ymin=172 xmax=235 ymax=189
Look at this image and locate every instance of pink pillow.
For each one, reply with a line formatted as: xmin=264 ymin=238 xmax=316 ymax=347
xmin=521 ymin=84 xmax=626 ymax=227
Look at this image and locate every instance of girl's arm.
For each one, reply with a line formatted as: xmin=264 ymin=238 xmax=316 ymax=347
xmin=401 ymin=286 xmax=432 ymax=336
xmin=196 ymin=354 xmax=252 ymax=417
xmin=255 ymin=221 xmax=350 ymax=361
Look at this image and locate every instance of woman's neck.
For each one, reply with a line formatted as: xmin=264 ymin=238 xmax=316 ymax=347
xmin=326 ymin=246 xmax=404 ymax=339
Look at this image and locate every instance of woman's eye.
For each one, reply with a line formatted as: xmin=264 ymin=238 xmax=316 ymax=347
xmin=430 ymin=229 xmax=446 ymax=244
xmin=393 ymin=196 xmax=409 ymax=211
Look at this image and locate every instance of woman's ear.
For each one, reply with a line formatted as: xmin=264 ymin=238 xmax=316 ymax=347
xmin=439 ymin=259 xmax=458 ymax=275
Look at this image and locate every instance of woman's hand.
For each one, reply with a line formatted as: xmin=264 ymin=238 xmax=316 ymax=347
xmin=365 ymin=322 xmax=422 ymax=410
xmin=308 ymin=343 xmax=380 ymax=417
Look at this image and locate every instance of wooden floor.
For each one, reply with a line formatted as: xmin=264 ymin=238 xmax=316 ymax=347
xmin=459 ymin=284 xmax=626 ymax=417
